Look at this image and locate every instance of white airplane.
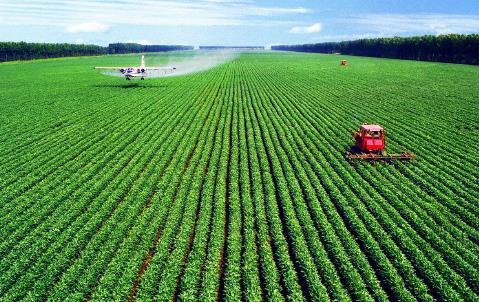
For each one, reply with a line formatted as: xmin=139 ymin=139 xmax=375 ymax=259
xmin=94 ymin=55 xmax=176 ymax=80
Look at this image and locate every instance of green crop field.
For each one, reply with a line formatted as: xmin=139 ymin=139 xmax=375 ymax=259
xmin=1 ymin=51 xmax=478 ymax=301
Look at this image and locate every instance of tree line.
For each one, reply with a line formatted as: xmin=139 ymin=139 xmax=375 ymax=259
xmin=108 ymin=43 xmax=193 ymax=54
xmin=272 ymin=34 xmax=479 ymax=65
xmin=0 ymin=42 xmax=107 ymax=62
xmin=0 ymin=42 xmax=193 ymax=62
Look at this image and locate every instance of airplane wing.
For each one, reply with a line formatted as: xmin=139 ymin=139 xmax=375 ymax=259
xmin=94 ymin=67 xmax=129 ymax=70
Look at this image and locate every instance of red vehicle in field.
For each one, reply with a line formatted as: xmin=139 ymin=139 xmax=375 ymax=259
xmin=354 ymin=124 xmax=385 ymax=152
xmin=346 ymin=124 xmax=415 ymax=161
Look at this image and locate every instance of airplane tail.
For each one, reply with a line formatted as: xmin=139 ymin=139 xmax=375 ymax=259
xmin=141 ymin=55 xmax=145 ymax=68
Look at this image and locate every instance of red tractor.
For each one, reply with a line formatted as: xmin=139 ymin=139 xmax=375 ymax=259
xmin=346 ymin=124 xmax=415 ymax=161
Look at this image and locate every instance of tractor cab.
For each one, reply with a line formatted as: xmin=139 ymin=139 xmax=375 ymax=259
xmin=354 ymin=124 xmax=385 ymax=153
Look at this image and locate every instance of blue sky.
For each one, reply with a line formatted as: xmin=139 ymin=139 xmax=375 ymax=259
xmin=0 ymin=0 xmax=479 ymax=46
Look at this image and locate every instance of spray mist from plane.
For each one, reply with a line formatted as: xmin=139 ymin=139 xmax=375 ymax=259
xmin=152 ymin=50 xmax=239 ymax=77
xmin=95 ymin=51 xmax=239 ymax=80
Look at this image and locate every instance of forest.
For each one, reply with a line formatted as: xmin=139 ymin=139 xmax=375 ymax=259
xmin=0 ymin=42 xmax=107 ymax=62
xmin=108 ymin=43 xmax=193 ymax=54
xmin=272 ymin=34 xmax=479 ymax=65
xmin=0 ymin=42 xmax=192 ymax=62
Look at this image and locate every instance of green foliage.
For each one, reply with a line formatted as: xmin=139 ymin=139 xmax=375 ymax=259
xmin=0 ymin=51 xmax=478 ymax=301
xmin=108 ymin=43 xmax=193 ymax=54
xmin=0 ymin=42 xmax=193 ymax=62
xmin=273 ymin=33 xmax=479 ymax=65
xmin=0 ymin=41 xmax=107 ymax=62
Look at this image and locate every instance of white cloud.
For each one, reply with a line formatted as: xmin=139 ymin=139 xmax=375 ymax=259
xmin=253 ymin=7 xmax=311 ymax=16
xmin=348 ymin=14 xmax=479 ymax=35
xmin=289 ymin=23 xmax=322 ymax=34
xmin=65 ymin=22 xmax=110 ymax=33
xmin=0 ymin=1 xmax=310 ymax=27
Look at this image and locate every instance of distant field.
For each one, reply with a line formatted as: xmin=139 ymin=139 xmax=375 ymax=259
xmin=1 ymin=51 xmax=478 ymax=301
